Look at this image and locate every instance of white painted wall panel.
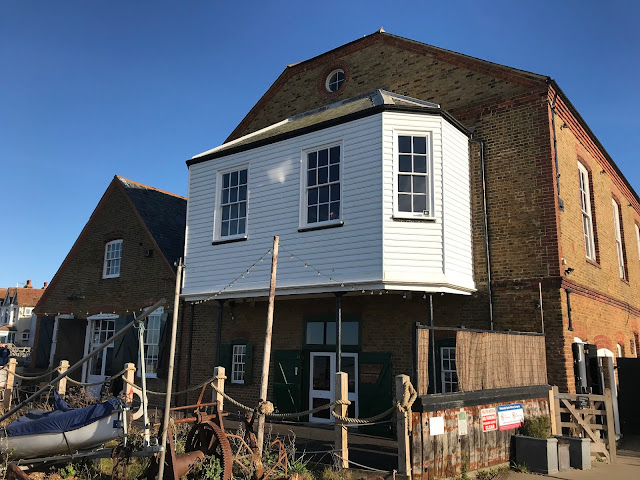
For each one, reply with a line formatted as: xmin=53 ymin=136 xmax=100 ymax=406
xmin=441 ymin=120 xmax=474 ymax=290
xmin=184 ymin=109 xmax=474 ymax=299
xmin=381 ymin=111 xmax=474 ymax=292
xmin=183 ymin=115 xmax=385 ymax=298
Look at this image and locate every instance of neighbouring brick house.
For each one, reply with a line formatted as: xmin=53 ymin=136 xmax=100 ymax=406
xmin=0 ymin=281 xmax=47 ymax=346
xmin=177 ymin=30 xmax=640 ymax=421
xmin=32 ymin=176 xmax=186 ymax=398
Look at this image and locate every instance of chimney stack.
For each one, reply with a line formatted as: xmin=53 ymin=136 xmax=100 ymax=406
xmin=25 ymin=280 xmax=32 ymax=288
xmin=43 ymin=282 xmax=48 ymax=289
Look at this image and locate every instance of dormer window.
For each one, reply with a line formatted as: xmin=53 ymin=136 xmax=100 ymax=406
xmin=325 ymin=69 xmax=345 ymax=93
xmin=103 ymin=239 xmax=123 ymax=278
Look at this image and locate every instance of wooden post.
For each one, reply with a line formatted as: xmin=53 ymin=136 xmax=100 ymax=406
xmin=57 ymin=360 xmax=69 ymax=397
xmin=396 ymin=374 xmax=411 ymax=478
xmin=123 ymin=362 xmax=136 ymax=404
xmin=257 ymin=236 xmax=279 ymax=455
xmin=4 ymin=358 xmax=17 ymax=410
xmin=213 ymin=366 xmax=226 ymax=411
xmin=549 ymin=386 xmax=558 ymax=435
xmin=157 ymin=259 xmax=184 ymax=480
xmin=604 ymin=387 xmax=617 ymax=463
xmin=334 ymin=372 xmax=349 ymax=469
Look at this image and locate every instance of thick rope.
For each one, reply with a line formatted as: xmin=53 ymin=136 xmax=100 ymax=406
xmin=64 ymin=369 xmax=128 ymax=387
xmin=211 ymin=379 xmax=418 ymax=425
xmin=121 ymin=374 xmax=221 ymax=397
xmin=4 ymin=367 xmax=58 ymax=381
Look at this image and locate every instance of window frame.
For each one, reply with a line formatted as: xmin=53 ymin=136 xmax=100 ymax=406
xmin=137 ymin=306 xmax=163 ymax=379
xmin=325 ymin=69 xmax=345 ymax=93
xmin=231 ymin=343 xmax=247 ymax=384
xmin=612 ymin=198 xmax=627 ymax=280
xmin=21 ymin=331 xmax=29 ymax=342
xmin=299 ymin=142 xmax=343 ymax=229
xmin=102 ymin=239 xmax=123 ymax=279
xmin=635 ymin=223 xmax=640 ymax=265
xmin=214 ymin=166 xmax=249 ymax=242
xmin=393 ymin=131 xmax=434 ymax=220
xmin=577 ymin=162 xmax=596 ymax=260
xmin=440 ymin=346 xmax=459 ymax=393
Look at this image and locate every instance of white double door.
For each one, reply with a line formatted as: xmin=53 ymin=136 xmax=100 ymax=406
xmin=309 ymin=352 xmax=358 ymax=423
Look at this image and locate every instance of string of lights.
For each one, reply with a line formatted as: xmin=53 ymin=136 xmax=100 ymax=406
xmin=190 ymin=247 xmax=274 ymax=305
xmin=41 ymin=307 xmax=153 ymax=319
xmin=278 ymin=242 xmax=345 ymax=288
xmin=41 ymin=240 xmax=427 ymax=316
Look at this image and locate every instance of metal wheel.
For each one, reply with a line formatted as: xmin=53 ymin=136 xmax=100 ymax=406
xmin=185 ymin=421 xmax=233 ymax=480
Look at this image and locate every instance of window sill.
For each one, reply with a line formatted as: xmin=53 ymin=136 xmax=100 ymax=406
xmin=392 ymin=215 xmax=437 ymax=223
xmin=298 ymin=221 xmax=344 ymax=233
xmin=621 ymin=277 xmax=630 ymax=286
xmin=585 ymin=258 xmax=601 ymax=269
xmin=230 ymin=381 xmax=245 ymax=386
xmin=213 ymin=235 xmax=248 ymax=245
xmin=102 ymin=275 xmax=121 ymax=280
xmin=137 ymin=374 xmax=158 ymax=379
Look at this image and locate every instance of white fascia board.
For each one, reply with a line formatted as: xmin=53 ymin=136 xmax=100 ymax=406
xmin=192 ymin=119 xmax=290 ymax=159
xmin=181 ymin=279 xmax=474 ymax=302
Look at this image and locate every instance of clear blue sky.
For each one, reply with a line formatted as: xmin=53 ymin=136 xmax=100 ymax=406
xmin=1 ymin=1 xmax=638 ymax=288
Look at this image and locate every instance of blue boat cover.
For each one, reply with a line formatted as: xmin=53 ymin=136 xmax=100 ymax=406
xmin=7 ymin=392 xmax=121 ymax=437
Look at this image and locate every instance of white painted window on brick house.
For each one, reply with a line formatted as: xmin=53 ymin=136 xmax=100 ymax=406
xmin=578 ymin=163 xmax=596 ymax=260
xmin=215 ymin=167 xmax=248 ymax=240
xmin=231 ymin=344 xmax=246 ymax=384
xmin=394 ymin=133 xmax=432 ymax=218
xmin=301 ymin=144 xmax=342 ymax=227
xmin=103 ymin=239 xmax=123 ymax=278
xmin=612 ymin=199 xmax=626 ymax=280
xmin=138 ymin=307 xmax=163 ymax=378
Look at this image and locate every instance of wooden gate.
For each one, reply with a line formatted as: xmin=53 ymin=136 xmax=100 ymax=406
xmin=549 ymin=386 xmax=616 ymax=462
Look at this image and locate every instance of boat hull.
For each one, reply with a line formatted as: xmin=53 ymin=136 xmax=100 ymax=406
xmin=0 ymin=411 xmax=122 ymax=459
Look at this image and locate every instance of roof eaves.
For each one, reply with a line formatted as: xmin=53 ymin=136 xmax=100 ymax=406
xmin=187 ymin=103 xmax=469 ymax=167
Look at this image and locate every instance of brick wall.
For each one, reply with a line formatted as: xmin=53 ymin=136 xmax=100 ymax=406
xmin=32 ymin=182 xmax=179 ymax=393
xmin=185 ymin=35 xmax=640 ymax=402
xmin=231 ymin=39 xmax=540 ymax=141
xmin=551 ymin=91 xmax=640 ymax=390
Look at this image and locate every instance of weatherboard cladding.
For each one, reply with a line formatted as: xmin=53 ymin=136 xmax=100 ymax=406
xmin=183 ymin=107 xmax=474 ymax=298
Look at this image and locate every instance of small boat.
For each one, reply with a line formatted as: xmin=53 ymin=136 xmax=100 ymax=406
xmin=0 ymin=392 xmax=124 ymax=459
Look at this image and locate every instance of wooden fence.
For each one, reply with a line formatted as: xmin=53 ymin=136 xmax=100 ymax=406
xmin=411 ymin=386 xmax=550 ymax=478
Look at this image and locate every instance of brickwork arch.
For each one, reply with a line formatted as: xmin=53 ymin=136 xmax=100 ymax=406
xmin=593 ymin=334 xmax=612 ymax=351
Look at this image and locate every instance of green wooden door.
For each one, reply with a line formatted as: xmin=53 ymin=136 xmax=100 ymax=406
xmin=273 ymin=350 xmax=302 ymax=414
xmin=358 ymin=352 xmax=393 ymax=437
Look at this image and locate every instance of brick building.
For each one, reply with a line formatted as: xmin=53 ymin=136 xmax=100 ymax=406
xmin=32 ymin=176 xmax=186 ymax=396
xmin=178 ymin=30 xmax=640 ymax=419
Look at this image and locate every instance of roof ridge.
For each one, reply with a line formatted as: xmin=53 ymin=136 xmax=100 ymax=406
xmin=115 ymin=175 xmax=186 ymax=200
xmin=286 ymin=30 xmax=546 ymax=80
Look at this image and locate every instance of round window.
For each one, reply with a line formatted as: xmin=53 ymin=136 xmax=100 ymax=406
xmin=325 ymin=69 xmax=345 ymax=93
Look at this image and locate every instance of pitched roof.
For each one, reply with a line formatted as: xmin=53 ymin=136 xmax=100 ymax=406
xmin=0 ymin=289 xmax=6 ymax=304
xmin=116 ymin=176 xmax=187 ymax=272
xmin=2 ymin=287 xmax=45 ymax=307
xmin=189 ymin=89 xmax=463 ymax=165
